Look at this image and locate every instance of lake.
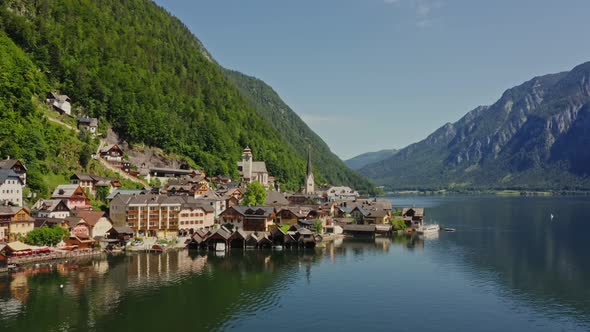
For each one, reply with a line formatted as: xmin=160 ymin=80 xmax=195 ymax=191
xmin=1 ymin=195 xmax=589 ymax=331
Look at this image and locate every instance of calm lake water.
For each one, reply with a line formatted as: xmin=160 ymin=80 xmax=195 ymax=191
xmin=1 ymin=195 xmax=590 ymax=331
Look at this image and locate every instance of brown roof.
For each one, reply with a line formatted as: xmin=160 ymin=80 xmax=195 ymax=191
xmin=74 ymin=210 xmax=107 ymax=226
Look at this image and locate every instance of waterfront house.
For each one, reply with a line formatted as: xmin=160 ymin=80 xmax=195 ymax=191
xmin=0 ymin=159 xmax=27 ymax=185
xmin=32 ymin=199 xmax=71 ymax=219
xmin=77 ymin=117 xmax=98 ymax=134
xmin=0 ymin=169 xmax=23 ymax=207
xmin=350 ymin=206 xmax=390 ymax=224
xmin=205 ymin=226 xmax=232 ymax=250
xmin=228 ymin=229 xmax=248 ymax=249
xmin=178 ymin=199 xmax=215 ymax=235
xmin=73 ymin=210 xmax=113 ymax=239
xmin=46 ymin=92 xmax=72 ymax=116
xmin=51 ymin=185 xmax=91 ymax=210
xmin=107 ymin=226 xmax=134 ymax=244
xmin=402 ymin=208 xmax=425 ymax=226
xmin=64 ymin=236 xmax=94 ymax=250
xmin=100 ymin=144 xmax=124 ymax=164
xmin=219 ymin=206 xmax=276 ymax=232
xmin=0 ymin=206 xmax=35 ymax=241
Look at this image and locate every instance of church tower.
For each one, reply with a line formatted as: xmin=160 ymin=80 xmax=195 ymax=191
xmin=304 ymin=145 xmax=315 ymax=194
xmin=242 ymin=146 xmax=253 ymax=182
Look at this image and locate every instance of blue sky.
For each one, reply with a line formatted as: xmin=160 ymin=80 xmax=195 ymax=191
xmin=154 ymin=0 xmax=590 ymax=159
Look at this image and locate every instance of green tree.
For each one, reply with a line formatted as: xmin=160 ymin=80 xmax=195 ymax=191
xmin=242 ymin=181 xmax=267 ymax=206
xmin=24 ymin=226 xmax=69 ymax=246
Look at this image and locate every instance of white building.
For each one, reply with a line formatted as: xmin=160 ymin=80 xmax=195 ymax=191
xmin=0 ymin=169 xmax=23 ymax=207
xmin=33 ymin=199 xmax=71 ymax=219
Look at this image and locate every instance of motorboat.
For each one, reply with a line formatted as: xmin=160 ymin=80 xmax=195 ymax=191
xmin=417 ymin=224 xmax=440 ymax=234
xmin=444 ymin=228 xmax=456 ymax=232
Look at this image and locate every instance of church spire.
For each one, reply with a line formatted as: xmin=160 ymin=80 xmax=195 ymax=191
xmin=307 ymin=144 xmax=313 ymax=177
xmin=304 ymin=144 xmax=315 ymax=194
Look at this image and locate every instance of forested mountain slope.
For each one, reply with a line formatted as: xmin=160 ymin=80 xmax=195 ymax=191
xmin=0 ymin=0 xmax=373 ymax=192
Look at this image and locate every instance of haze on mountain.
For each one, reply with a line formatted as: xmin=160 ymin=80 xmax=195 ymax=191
xmin=0 ymin=0 xmax=375 ymax=195
xmin=359 ymin=62 xmax=590 ymax=191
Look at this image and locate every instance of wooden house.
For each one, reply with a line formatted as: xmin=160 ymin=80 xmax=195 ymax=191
xmin=33 ymin=199 xmax=71 ymax=219
xmin=219 ymin=206 xmax=275 ymax=232
xmin=100 ymin=144 xmax=124 ymax=164
xmin=0 ymin=159 xmax=27 ymax=185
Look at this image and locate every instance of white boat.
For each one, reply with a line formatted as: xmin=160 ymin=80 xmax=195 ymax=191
xmin=215 ymin=242 xmax=226 ymax=252
xmin=417 ymin=224 xmax=440 ymax=234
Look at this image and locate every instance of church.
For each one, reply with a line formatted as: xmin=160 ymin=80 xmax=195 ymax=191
xmin=237 ymin=147 xmax=270 ymax=188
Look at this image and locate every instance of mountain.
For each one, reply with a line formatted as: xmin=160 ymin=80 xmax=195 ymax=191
xmin=344 ymin=149 xmax=398 ymax=170
xmin=223 ymin=69 xmax=375 ymax=193
xmin=360 ymin=62 xmax=590 ymax=190
xmin=0 ymin=0 xmax=373 ymax=193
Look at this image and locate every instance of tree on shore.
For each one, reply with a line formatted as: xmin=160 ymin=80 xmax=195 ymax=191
xmin=24 ymin=226 xmax=69 ymax=246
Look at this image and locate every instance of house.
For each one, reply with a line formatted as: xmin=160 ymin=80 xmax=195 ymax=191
xmin=100 ymin=144 xmax=124 ymax=164
xmin=351 ymin=206 xmax=391 ymax=224
xmin=32 ymin=199 xmax=71 ymax=219
xmin=0 ymin=159 xmax=27 ymax=185
xmin=51 ymin=184 xmax=91 ymax=210
xmin=237 ymin=147 xmax=270 ymax=188
xmin=73 ymin=210 xmax=113 ymax=239
xmin=107 ymin=226 xmax=135 ymax=244
xmin=46 ymin=92 xmax=72 ymax=116
xmin=0 ymin=169 xmax=23 ymax=206
xmin=402 ymin=207 xmax=425 ymax=227
xmin=178 ymin=199 xmax=216 ymax=235
xmin=341 ymin=224 xmax=376 ymax=237
xmin=64 ymin=236 xmax=94 ymax=250
xmin=219 ymin=206 xmax=275 ymax=232
xmin=77 ymin=117 xmax=98 ymax=134
xmin=211 ymin=175 xmax=232 ymax=185
xmin=320 ymin=186 xmax=360 ymax=201
xmin=65 ymin=216 xmax=91 ymax=238
xmin=0 ymin=206 xmax=35 ymax=241
xmin=70 ymin=173 xmax=121 ymax=197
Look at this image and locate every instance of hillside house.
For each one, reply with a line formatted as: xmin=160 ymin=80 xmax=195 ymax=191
xmin=100 ymin=144 xmax=124 ymax=164
xmin=51 ymin=185 xmax=91 ymax=210
xmin=77 ymin=117 xmax=98 ymax=135
xmin=32 ymin=199 xmax=71 ymax=219
xmin=0 ymin=159 xmax=27 ymax=185
xmin=70 ymin=173 xmax=121 ymax=197
xmin=46 ymin=92 xmax=72 ymax=116
xmin=0 ymin=170 xmax=23 ymax=207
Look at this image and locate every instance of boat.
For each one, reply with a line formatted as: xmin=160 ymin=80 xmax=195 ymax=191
xmin=417 ymin=224 xmax=440 ymax=234
xmin=444 ymin=228 xmax=456 ymax=232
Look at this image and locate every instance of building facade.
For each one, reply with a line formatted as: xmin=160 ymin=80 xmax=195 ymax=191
xmin=0 ymin=170 xmax=23 ymax=207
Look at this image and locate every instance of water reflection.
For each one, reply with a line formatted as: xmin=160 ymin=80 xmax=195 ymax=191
xmin=0 ymin=196 xmax=589 ymax=332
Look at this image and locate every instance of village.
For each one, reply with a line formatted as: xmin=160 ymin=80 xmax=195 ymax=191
xmin=0 ymin=95 xmax=426 ymax=269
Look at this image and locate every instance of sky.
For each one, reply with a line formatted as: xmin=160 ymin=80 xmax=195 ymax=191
xmin=154 ymin=0 xmax=590 ymax=160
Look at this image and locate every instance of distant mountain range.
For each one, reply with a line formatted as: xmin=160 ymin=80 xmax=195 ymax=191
xmin=344 ymin=149 xmax=398 ymax=170
xmin=359 ymin=62 xmax=590 ymax=190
